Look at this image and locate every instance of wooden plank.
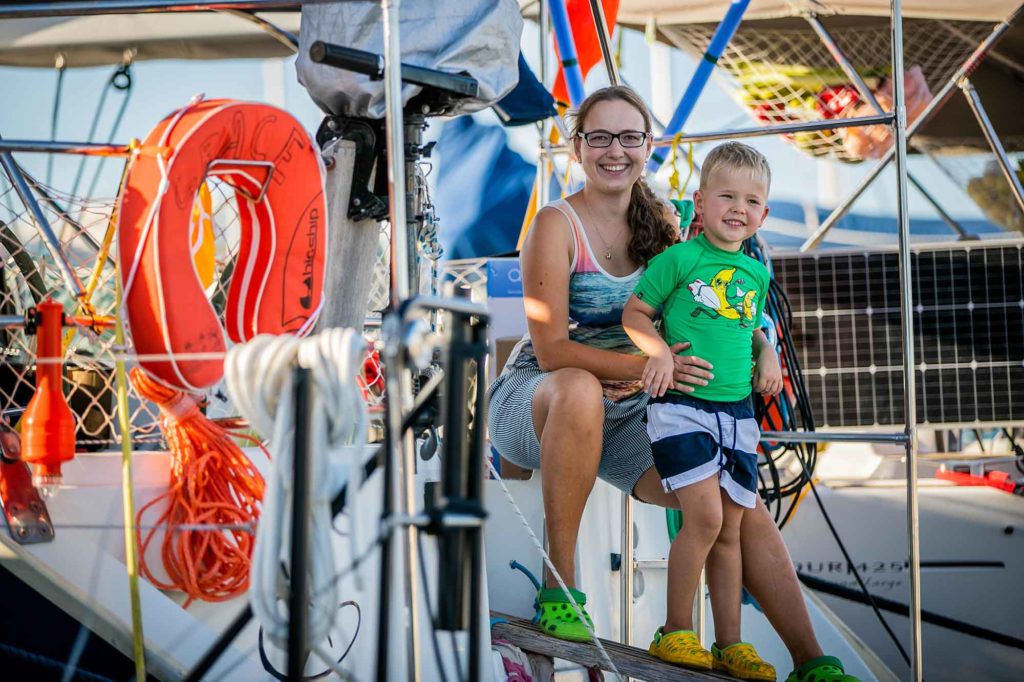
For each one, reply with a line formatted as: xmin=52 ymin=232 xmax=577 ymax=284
xmin=491 ymin=612 xmax=734 ymax=681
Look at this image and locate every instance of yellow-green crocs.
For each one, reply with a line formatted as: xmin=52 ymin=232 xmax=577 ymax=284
xmin=712 ymin=641 xmax=777 ymax=681
xmin=785 ymin=656 xmax=859 ymax=682
xmin=648 ymin=627 xmax=713 ymax=670
xmin=535 ymin=586 xmax=594 ymax=642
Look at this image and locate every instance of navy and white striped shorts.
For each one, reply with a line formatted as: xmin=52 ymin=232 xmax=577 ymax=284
xmin=487 ymin=365 xmax=654 ymax=496
xmin=646 ymin=393 xmax=760 ymax=508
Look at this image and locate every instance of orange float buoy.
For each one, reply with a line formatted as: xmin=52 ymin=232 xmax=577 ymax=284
xmin=21 ymin=299 xmax=76 ymax=494
xmin=117 ymin=98 xmax=327 ymax=391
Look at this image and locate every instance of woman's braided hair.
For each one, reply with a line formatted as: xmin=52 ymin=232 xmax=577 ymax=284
xmin=568 ymin=86 xmax=678 ymax=264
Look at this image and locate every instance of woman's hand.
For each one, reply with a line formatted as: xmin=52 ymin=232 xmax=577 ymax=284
xmin=668 ymin=341 xmax=714 ymax=393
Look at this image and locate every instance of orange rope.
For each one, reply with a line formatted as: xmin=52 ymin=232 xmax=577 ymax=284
xmin=130 ymin=367 xmax=267 ymax=606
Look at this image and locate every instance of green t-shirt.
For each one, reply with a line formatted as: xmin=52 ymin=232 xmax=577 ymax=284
xmin=633 ymin=234 xmax=770 ymax=401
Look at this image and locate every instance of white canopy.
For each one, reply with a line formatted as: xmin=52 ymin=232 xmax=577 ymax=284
xmin=613 ymin=0 xmax=1020 ymax=25
xmin=0 ymin=11 xmax=300 ymax=67
xmin=2 ymin=2 xmax=1019 ymax=68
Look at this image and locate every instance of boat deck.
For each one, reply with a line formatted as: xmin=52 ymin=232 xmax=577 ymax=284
xmin=491 ymin=611 xmax=733 ymax=681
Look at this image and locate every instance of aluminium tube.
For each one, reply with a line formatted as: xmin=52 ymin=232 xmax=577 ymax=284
xmin=0 ymin=0 xmax=312 ymax=17
xmin=0 ymin=144 xmax=84 ymax=298
xmin=383 ymin=0 xmax=410 ymax=305
xmin=906 ymin=174 xmax=970 ymax=239
xmin=537 ymin=0 xmax=552 ymax=208
xmin=376 ymin=314 xmax=411 ymax=682
xmin=0 ymin=140 xmax=130 ymax=155
xmin=806 ymin=14 xmax=969 ymax=239
xmin=467 ymin=319 xmax=489 ymax=682
xmin=760 ymin=430 xmax=908 ymax=444
xmin=801 ymin=4 xmax=1024 ymax=252
xmin=621 ymin=494 xmax=633 ymax=653
xmin=588 ymin=0 xmax=620 ymax=85
xmin=546 ymin=113 xmax=895 ymax=153
xmin=381 ymin=0 xmax=421 ymax=676
xmin=960 ymin=79 xmax=1024 ymax=226
xmin=891 ymin=1 xmax=923 ymax=679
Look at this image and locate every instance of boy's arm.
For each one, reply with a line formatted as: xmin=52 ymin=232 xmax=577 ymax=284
xmin=752 ymin=329 xmax=772 ymax=358
xmin=622 ymin=295 xmax=670 ymax=359
xmin=623 ymin=294 xmax=677 ymax=396
xmin=752 ymin=329 xmax=783 ymax=396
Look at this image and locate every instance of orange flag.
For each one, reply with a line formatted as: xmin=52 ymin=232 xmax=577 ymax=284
xmin=551 ymin=0 xmax=620 ymax=105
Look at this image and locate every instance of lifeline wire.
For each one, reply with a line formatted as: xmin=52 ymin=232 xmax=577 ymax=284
xmin=225 ymin=328 xmax=369 ymax=655
xmin=485 ymin=458 xmax=622 ymax=679
xmin=112 ymin=274 xmax=146 ymax=681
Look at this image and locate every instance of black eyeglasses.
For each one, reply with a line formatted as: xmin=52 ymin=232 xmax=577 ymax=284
xmin=577 ymin=130 xmax=649 ymax=148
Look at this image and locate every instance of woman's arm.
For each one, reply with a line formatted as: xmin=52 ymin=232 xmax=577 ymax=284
xmin=522 ymin=206 xmax=713 ymax=387
xmin=521 ymin=207 xmax=646 ymax=381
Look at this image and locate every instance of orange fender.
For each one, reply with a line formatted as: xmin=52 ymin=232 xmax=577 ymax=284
xmin=118 ymin=99 xmax=327 ymax=391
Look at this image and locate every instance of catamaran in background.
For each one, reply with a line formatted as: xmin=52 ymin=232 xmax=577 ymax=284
xmin=0 ymin=1 xmax=1021 ymax=680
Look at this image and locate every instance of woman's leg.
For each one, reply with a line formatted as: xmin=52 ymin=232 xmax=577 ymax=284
xmin=636 ymin=467 xmax=823 ymax=667
xmin=532 ymin=368 xmax=605 ymax=589
xmin=706 ymin=492 xmax=745 ymax=647
xmin=664 ymin=476 xmax=723 ymax=632
xmin=740 ymin=499 xmax=823 ymax=668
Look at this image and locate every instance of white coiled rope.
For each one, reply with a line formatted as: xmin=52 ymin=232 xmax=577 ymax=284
xmin=225 ymin=328 xmax=368 ymax=655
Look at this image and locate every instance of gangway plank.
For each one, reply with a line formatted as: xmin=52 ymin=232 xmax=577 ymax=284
xmin=491 ymin=612 xmax=732 ymax=681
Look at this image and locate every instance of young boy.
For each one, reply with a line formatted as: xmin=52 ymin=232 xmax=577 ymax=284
xmin=623 ymin=142 xmax=783 ymax=681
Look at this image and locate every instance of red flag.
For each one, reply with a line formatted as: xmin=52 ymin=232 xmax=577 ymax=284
xmin=551 ymin=0 xmax=620 ymax=105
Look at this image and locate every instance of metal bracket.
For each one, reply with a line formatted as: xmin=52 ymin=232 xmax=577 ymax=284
xmin=0 ymin=422 xmax=54 ymax=545
xmin=316 ymin=116 xmax=389 ymax=222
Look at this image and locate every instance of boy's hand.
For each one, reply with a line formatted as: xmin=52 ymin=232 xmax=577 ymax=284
xmin=642 ymin=350 xmax=675 ymax=398
xmin=753 ymin=346 xmax=783 ymax=396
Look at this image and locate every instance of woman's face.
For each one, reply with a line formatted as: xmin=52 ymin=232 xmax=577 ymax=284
xmin=574 ymin=98 xmax=651 ymax=195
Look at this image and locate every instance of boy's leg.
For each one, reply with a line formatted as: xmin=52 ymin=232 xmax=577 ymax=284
xmin=706 ymin=490 xmax=745 ymax=647
xmin=665 ymin=475 xmax=723 ymax=632
xmin=637 ymin=467 xmax=825 ymax=666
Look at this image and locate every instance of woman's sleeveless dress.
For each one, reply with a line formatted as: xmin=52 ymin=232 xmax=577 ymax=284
xmin=487 ymin=199 xmax=655 ymax=495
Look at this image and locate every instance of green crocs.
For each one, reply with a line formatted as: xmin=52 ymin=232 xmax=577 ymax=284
xmin=534 ymin=586 xmax=594 ymax=642
xmin=785 ymin=656 xmax=860 ymax=682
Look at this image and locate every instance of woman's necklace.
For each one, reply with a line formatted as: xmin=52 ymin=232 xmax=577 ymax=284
xmin=581 ymin=194 xmax=624 ymax=261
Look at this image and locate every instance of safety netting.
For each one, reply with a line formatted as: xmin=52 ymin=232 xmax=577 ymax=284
xmin=0 ymin=170 xmax=391 ymax=450
xmin=660 ymin=17 xmax=997 ymax=162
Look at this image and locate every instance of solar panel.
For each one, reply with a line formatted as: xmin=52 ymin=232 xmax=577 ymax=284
xmin=771 ymin=242 xmax=1024 ymax=428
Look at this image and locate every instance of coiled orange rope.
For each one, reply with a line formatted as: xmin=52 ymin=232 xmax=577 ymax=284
xmin=130 ymin=367 xmax=267 ymax=606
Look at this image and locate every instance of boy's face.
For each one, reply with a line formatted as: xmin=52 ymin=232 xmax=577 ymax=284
xmin=694 ymin=166 xmax=770 ymax=252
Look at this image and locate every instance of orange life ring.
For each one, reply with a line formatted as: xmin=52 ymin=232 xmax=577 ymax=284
xmin=118 ymin=98 xmax=327 ymax=391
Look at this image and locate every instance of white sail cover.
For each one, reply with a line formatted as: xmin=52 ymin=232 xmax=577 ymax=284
xmin=297 ymin=0 xmax=523 ymax=118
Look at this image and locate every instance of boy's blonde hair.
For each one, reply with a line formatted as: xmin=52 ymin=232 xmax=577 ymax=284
xmin=699 ymin=141 xmax=772 ymax=192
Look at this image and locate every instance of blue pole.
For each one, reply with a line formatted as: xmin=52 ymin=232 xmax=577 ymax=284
xmin=548 ymin=0 xmax=587 ymax=107
xmin=647 ymin=0 xmax=751 ymax=172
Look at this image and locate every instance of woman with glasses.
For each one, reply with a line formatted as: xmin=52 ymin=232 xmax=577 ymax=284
xmin=487 ymin=85 xmax=858 ymax=682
